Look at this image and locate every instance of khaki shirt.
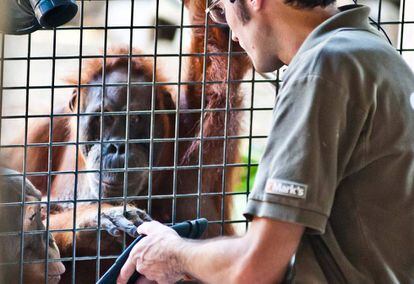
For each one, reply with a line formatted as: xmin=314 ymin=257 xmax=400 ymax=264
xmin=244 ymin=5 xmax=414 ymax=283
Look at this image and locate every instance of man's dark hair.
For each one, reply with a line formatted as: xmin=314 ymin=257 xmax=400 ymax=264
xmin=284 ymin=0 xmax=336 ymax=9
xmin=235 ymin=0 xmax=336 ymax=17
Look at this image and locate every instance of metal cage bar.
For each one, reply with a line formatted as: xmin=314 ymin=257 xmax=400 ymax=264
xmin=95 ymin=0 xmax=110 ymax=279
xmin=71 ymin=0 xmax=85 ymax=282
xmin=195 ymin=0 xmax=211 ymax=220
xmin=18 ymin=33 xmax=31 ymax=284
xmin=0 ymin=0 xmax=411 ymax=282
xmin=171 ymin=0 xmax=186 ymax=225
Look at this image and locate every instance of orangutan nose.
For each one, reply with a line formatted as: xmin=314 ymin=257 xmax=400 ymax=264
xmin=107 ymin=143 xmax=125 ymax=155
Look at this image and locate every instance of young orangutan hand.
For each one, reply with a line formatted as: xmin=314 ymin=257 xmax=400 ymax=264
xmin=78 ymin=204 xmax=152 ymax=238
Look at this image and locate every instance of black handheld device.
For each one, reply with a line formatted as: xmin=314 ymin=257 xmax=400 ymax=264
xmin=97 ymin=218 xmax=208 ymax=284
xmin=0 ymin=0 xmax=78 ymax=35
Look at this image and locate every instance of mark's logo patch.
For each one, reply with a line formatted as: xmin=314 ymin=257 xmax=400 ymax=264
xmin=265 ymin=179 xmax=307 ymax=199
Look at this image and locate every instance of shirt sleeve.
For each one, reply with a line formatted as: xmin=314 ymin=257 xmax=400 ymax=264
xmin=244 ymin=75 xmax=367 ymax=234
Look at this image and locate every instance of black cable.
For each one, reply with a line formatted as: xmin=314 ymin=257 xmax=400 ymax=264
xmin=368 ymin=17 xmax=393 ymax=45
xmin=352 ymin=0 xmax=393 ymax=45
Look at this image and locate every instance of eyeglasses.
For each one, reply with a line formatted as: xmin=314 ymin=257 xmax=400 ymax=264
xmin=205 ymin=0 xmax=227 ymax=25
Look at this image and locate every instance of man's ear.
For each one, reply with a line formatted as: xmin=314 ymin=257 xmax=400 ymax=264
xmin=250 ymin=0 xmax=264 ymax=11
xmin=69 ymin=89 xmax=78 ymax=112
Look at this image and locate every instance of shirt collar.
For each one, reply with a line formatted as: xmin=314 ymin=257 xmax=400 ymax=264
xmin=289 ymin=5 xmax=375 ymax=65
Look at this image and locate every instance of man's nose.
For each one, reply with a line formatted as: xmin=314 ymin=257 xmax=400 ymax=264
xmin=232 ymin=34 xmax=239 ymax=42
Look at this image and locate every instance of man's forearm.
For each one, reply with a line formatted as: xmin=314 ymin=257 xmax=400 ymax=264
xmin=117 ymin=218 xmax=303 ymax=284
xmin=174 ymin=218 xmax=304 ymax=283
xmin=176 ymin=236 xmax=247 ymax=283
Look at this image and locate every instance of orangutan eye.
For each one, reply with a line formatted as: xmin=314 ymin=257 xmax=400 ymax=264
xmin=104 ymin=114 xmax=114 ymax=125
xmin=90 ymin=116 xmax=101 ymax=132
xmin=48 ymin=233 xmax=55 ymax=246
xmin=29 ymin=212 xmax=37 ymax=221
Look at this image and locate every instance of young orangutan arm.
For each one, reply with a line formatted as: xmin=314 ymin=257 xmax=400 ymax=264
xmin=48 ymin=203 xmax=151 ymax=256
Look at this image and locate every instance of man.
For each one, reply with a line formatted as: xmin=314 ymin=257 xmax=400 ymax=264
xmin=118 ymin=0 xmax=414 ymax=283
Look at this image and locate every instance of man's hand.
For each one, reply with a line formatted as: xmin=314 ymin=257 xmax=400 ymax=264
xmin=116 ymin=217 xmax=304 ymax=284
xmin=117 ymin=221 xmax=185 ymax=284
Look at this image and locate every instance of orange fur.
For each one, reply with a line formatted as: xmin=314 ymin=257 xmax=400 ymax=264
xmin=3 ymin=1 xmax=253 ymax=281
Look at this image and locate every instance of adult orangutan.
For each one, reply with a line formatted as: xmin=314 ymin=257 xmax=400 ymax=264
xmin=2 ymin=0 xmax=251 ymax=282
xmin=3 ymin=54 xmax=174 ymax=283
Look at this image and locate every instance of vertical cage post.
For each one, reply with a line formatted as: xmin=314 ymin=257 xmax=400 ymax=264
xmin=71 ymin=0 xmax=86 ymax=282
xmin=146 ymin=0 xmax=161 ymax=220
xmin=377 ymin=0 xmax=383 ymax=32
xmin=196 ymin=0 xmax=211 ymax=219
xmin=121 ymin=0 xmax=136 ymax=251
xmin=171 ymin=0 xmax=186 ymax=224
xmin=0 ymin=33 xmax=4 ymax=142
xmin=95 ymin=0 xmax=111 ymax=280
xmin=219 ymin=28 xmax=234 ymax=234
xmin=18 ymin=33 xmax=31 ymax=284
xmin=245 ymin=69 xmax=256 ymax=231
xmin=399 ymin=0 xmax=406 ymax=54
xmin=44 ymin=28 xmax=58 ymax=284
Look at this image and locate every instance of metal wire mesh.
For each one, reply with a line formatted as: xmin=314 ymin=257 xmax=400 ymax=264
xmin=0 ymin=0 xmax=412 ymax=283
